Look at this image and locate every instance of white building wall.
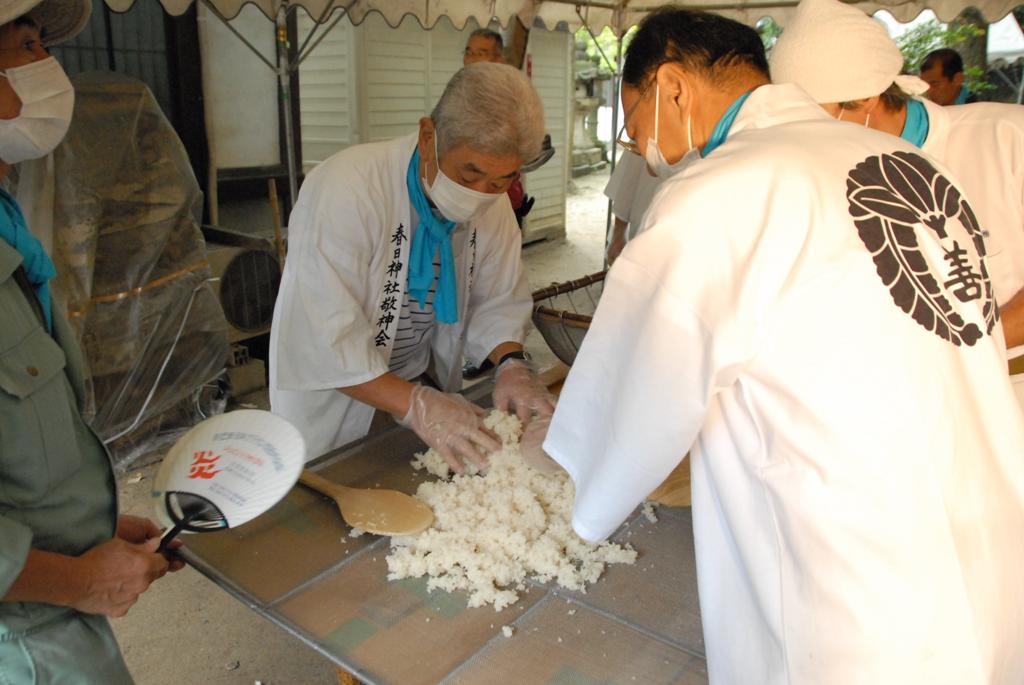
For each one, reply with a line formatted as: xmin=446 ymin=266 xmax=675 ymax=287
xmin=296 ymin=11 xmax=355 ymax=166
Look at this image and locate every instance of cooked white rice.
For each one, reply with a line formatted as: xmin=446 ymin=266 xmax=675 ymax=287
xmin=387 ymin=411 xmax=637 ymax=611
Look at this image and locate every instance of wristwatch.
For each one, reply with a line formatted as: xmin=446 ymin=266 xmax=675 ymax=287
xmin=497 ymin=350 xmax=529 ymax=367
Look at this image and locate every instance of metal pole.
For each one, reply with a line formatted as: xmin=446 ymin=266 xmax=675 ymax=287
xmin=199 ymin=0 xmax=277 ymax=71
xmin=609 ymin=32 xmax=624 ymax=173
xmin=295 ymin=4 xmax=352 ymax=67
xmin=292 ymin=0 xmax=338 ymax=67
xmin=277 ymin=5 xmax=300 ymax=209
xmin=605 ymin=31 xmax=624 ymax=255
xmin=577 ymin=6 xmax=617 ymax=74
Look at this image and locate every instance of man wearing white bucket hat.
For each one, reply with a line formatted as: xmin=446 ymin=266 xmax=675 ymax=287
xmin=536 ymin=7 xmax=1024 ymax=684
xmin=771 ymin=0 xmax=1024 ymax=358
xmin=0 ymin=1 xmax=180 ymax=682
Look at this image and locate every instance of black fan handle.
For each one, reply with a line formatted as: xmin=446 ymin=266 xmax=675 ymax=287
xmin=157 ymin=517 xmax=191 ymax=553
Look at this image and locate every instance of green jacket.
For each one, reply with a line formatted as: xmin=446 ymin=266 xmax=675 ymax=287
xmin=0 ymin=239 xmax=118 ymax=640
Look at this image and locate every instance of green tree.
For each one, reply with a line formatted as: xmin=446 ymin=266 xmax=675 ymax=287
xmin=574 ymin=25 xmax=637 ymax=76
xmin=895 ymin=19 xmax=992 ymax=93
xmin=757 ymin=17 xmax=783 ymax=53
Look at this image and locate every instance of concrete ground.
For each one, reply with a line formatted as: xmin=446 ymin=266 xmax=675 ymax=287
xmin=110 ymin=169 xmax=611 ymax=685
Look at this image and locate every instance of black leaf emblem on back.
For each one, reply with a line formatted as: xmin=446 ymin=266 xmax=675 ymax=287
xmin=847 ymin=151 xmax=997 ymax=346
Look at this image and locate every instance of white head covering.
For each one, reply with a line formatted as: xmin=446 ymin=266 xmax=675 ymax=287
xmin=769 ymin=0 xmax=928 ymax=103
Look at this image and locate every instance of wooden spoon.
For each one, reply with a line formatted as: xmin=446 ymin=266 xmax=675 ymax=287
xmin=299 ymin=469 xmax=434 ymax=536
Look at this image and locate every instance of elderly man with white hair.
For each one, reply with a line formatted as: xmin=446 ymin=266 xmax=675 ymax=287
xmin=771 ymin=0 xmax=1024 ymax=355
xmin=270 ymin=63 xmax=553 ymax=469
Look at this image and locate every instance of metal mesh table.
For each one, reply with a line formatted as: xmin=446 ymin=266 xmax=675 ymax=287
xmin=181 ymin=388 xmax=708 ymax=685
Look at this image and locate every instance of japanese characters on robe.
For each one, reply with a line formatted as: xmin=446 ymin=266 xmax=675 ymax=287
xmin=545 ymin=84 xmax=1024 ymax=685
xmin=918 ymin=97 xmax=1024 ymax=354
xmin=270 ymin=134 xmax=531 ymax=459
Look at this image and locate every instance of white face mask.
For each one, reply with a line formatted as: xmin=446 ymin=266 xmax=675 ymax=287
xmin=0 ymin=57 xmax=74 ymax=164
xmin=644 ymin=82 xmax=695 ymax=180
xmin=423 ymin=136 xmax=503 ymax=223
xmin=836 ymin=107 xmax=871 ymax=129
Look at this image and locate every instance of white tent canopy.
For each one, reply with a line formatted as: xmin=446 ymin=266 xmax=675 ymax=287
xmin=102 ymin=0 xmax=1021 ymax=215
xmin=104 ymin=0 xmax=1023 ymax=32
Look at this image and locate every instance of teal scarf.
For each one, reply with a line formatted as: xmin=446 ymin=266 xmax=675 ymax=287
xmin=0 ymin=188 xmax=53 ymax=331
xmin=954 ymin=85 xmax=970 ymax=105
xmin=406 ymin=149 xmax=458 ymax=324
xmin=900 ymin=98 xmax=930 ymax=148
xmin=702 ymin=91 xmax=752 ymax=157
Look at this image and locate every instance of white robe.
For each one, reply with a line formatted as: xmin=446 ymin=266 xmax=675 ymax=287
xmin=545 ymin=84 xmax=1024 ymax=685
xmin=269 ymin=133 xmax=532 ymax=459
xmin=603 ymin=150 xmax=662 ymax=241
xmin=919 ymin=97 xmax=1024 ymax=309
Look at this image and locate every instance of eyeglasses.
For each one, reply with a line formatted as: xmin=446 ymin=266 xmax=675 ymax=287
xmin=615 ymin=93 xmax=646 ymax=156
xmin=616 ymin=126 xmax=640 ymax=155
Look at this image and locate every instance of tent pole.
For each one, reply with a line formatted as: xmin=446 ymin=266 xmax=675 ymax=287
xmin=295 ymin=4 xmax=351 ymax=67
xmin=609 ymin=31 xmax=624 ymax=174
xmin=291 ymin=0 xmax=337 ymax=67
xmin=199 ymin=0 xmax=277 ymax=71
xmin=277 ymin=6 xmax=300 ymax=208
xmin=605 ymin=29 xmax=624 ymax=261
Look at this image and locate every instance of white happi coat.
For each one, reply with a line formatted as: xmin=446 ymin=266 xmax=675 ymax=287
xmin=603 ymin=150 xmax=662 ymax=240
xmin=270 ymin=134 xmax=532 ymax=459
xmin=545 ymin=84 xmax=1024 ymax=685
xmin=919 ymin=97 xmax=1024 ymax=310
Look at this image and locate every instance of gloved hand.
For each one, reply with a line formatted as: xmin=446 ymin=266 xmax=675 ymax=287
xmin=492 ymin=358 xmax=556 ymax=425
xmin=519 ymin=415 xmax=563 ymax=474
xmin=401 ymin=385 xmax=501 ymax=474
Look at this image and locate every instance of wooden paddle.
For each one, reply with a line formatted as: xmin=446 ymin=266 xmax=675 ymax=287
xmin=299 ymin=469 xmax=434 ymax=536
xmin=648 ymin=456 xmax=692 ymax=508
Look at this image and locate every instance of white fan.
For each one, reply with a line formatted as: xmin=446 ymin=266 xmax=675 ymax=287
xmin=152 ymin=410 xmax=305 ymax=550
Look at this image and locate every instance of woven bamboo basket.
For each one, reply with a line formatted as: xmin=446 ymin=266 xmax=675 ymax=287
xmin=531 ymin=270 xmax=606 ymax=366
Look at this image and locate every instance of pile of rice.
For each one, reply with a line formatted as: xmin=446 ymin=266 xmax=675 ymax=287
xmin=386 ymin=411 xmax=637 ymax=611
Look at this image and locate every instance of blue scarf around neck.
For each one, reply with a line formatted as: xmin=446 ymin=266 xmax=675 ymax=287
xmin=406 ymin=149 xmax=458 ymax=324
xmin=900 ymin=98 xmax=930 ymax=148
xmin=702 ymin=91 xmax=752 ymax=158
xmin=0 ymin=187 xmax=53 ymax=331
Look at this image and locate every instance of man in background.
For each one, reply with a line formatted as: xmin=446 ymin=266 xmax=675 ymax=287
xmin=603 ymin=151 xmax=661 ymax=265
xmin=463 ymin=28 xmax=505 ymax=65
xmin=920 ymin=48 xmax=978 ymax=105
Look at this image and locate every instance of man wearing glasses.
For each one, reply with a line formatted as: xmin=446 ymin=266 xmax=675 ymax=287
xmin=463 ymin=28 xmax=505 ymax=66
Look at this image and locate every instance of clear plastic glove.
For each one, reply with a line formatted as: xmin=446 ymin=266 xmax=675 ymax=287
xmin=519 ymin=415 xmax=563 ymax=474
xmin=492 ymin=358 xmax=556 ymax=424
xmin=401 ymin=385 xmax=501 ymax=474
